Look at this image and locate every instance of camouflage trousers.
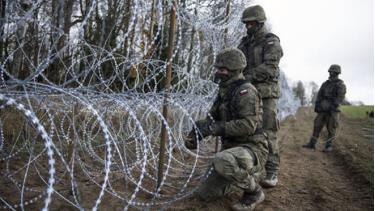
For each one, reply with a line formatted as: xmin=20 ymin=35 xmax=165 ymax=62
xmin=311 ymin=112 xmax=340 ymax=145
xmin=262 ymin=98 xmax=279 ymax=175
xmin=197 ymin=147 xmax=262 ymax=201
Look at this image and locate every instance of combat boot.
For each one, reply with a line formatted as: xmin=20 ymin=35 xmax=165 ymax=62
xmin=323 ymin=141 xmax=333 ymax=152
xmin=302 ymin=137 xmax=317 ymax=149
xmin=260 ymin=173 xmax=278 ymax=188
xmin=231 ymin=189 xmax=265 ymax=211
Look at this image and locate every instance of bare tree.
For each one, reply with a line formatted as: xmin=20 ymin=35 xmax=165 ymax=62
xmin=293 ymin=81 xmax=306 ymax=106
xmin=2 ymin=0 xmax=249 ymax=91
xmin=0 ymin=0 xmax=6 ymax=61
xmin=309 ymin=81 xmax=319 ymax=105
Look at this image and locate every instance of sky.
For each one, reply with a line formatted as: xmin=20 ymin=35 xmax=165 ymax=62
xmin=252 ymin=0 xmax=374 ymax=105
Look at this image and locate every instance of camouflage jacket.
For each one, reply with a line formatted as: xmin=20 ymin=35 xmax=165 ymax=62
xmin=315 ymin=78 xmax=346 ymax=113
xmin=209 ymin=73 xmax=268 ymax=155
xmin=238 ymin=27 xmax=283 ymax=99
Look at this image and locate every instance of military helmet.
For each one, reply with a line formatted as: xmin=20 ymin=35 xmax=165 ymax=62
xmin=214 ymin=48 xmax=247 ymax=71
xmin=241 ymin=5 xmax=266 ymax=23
xmin=328 ymin=64 xmax=341 ymax=74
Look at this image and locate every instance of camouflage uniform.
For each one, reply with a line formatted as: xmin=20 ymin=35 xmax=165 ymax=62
xmin=197 ymin=72 xmax=268 ymax=199
xmin=238 ymin=5 xmax=283 ymax=184
xmin=186 ymin=48 xmax=268 ymax=211
xmin=304 ymin=64 xmax=346 ymax=151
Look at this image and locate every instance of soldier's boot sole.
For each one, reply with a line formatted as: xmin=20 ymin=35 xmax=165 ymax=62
xmin=231 ymin=191 xmax=265 ymax=211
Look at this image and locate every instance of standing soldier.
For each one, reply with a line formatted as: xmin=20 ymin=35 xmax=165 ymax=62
xmin=303 ymin=64 xmax=346 ymax=152
xmin=185 ymin=48 xmax=268 ymax=211
xmin=238 ymin=5 xmax=283 ymax=187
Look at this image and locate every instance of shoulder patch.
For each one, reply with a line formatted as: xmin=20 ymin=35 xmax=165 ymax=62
xmin=267 ymin=41 xmax=274 ymax=45
xmin=239 ymin=89 xmax=249 ymax=96
xmin=265 ymin=33 xmax=280 ymax=41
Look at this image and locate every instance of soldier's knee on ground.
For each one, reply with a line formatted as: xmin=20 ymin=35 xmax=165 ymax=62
xmin=196 ymin=185 xmax=241 ymax=203
xmin=196 ymin=189 xmax=216 ymax=202
xmin=196 ymin=175 xmax=239 ymax=202
xmin=195 ymin=170 xmax=229 ymax=200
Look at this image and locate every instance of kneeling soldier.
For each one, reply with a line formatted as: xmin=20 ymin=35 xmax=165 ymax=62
xmin=185 ymin=48 xmax=268 ymax=211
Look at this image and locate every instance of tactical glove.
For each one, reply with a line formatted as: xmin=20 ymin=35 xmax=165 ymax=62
xmin=252 ymin=64 xmax=275 ymax=83
xmin=209 ymin=121 xmax=226 ymax=136
xmin=194 ymin=120 xmax=211 ymax=139
xmin=252 ymin=67 xmax=269 ymax=82
xmin=184 ymin=120 xmax=226 ymax=149
xmin=184 ymin=134 xmax=198 ymax=149
xmin=330 ymin=102 xmax=339 ymax=112
xmin=184 ymin=120 xmax=210 ymax=149
xmin=314 ymin=100 xmax=322 ymax=113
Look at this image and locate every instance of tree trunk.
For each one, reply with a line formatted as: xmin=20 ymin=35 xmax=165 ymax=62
xmin=123 ymin=0 xmax=133 ymax=56
xmin=13 ymin=3 xmax=31 ymax=79
xmin=148 ymin=0 xmax=155 ymax=42
xmin=186 ymin=8 xmax=197 ymax=73
xmin=224 ymin=0 xmax=230 ymax=47
xmin=157 ymin=0 xmax=176 ymax=190
xmin=33 ymin=8 xmax=39 ymax=68
xmin=0 ymin=0 xmax=6 ymax=61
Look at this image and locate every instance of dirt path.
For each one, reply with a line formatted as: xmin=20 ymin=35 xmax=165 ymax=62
xmin=256 ymin=107 xmax=373 ymax=211
xmin=176 ymin=107 xmax=373 ymax=211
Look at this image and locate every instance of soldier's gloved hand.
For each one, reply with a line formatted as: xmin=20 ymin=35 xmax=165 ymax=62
xmin=252 ymin=65 xmax=269 ymax=82
xmin=194 ymin=120 xmax=211 ymax=139
xmin=314 ymin=106 xmax=321 ymax=113
xmin=253 ymin=72 xmax=268 ymax=82
xmin=314 ymin=101 xmax=322 ymax=113
xmin=184 ymin=120 xmax=210 ymax=149
xmin=330 ymin=103 xmax=339 ymax=112
xmin=184 ymin=134 xmax=197 ymax=149
xmin=209 ymin=121 xmax=226 ymax=136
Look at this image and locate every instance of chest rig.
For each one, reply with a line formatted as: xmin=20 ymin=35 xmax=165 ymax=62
xmin=212 ymin=80 xmax=248 ymax=121
xmin=240 ymin=33 xmax=276 ymax=70
xmin=321 ymin=80 xmax=341 ymax=99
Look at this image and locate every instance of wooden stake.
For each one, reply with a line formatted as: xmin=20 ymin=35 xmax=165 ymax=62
xmin=157 ymin=1 xmax=176 ymax=190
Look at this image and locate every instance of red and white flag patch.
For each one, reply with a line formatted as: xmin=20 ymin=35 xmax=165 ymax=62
xmin=239 ymin=89 xmax=248 ymax=95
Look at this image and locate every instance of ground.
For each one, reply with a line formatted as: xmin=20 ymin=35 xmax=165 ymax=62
xmin=173 ymin=107 xmax=374 ymax=211
xmin=0 ymin=107 xmax=373 ymax=210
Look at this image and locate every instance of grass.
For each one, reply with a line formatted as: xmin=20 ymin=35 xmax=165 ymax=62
xmin=340 ymin=105 xmax=374 ymax=119
xmin=335 ymin=105 xmax=374 ymax=186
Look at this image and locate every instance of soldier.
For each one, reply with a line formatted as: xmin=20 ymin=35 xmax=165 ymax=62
xmin=238 ymin=5 xmax=283 ymax=187
xmin=185 ymin=48 xmax=268 ymax=211
xmin=303 ymin=64 xmax=346 ymax=152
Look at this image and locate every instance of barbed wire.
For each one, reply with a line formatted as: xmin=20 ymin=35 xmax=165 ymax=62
xmin=0 ymin=0 xmax=299 ymax=210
